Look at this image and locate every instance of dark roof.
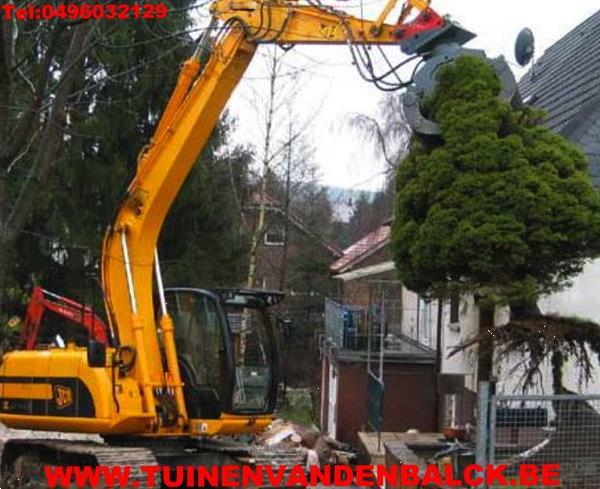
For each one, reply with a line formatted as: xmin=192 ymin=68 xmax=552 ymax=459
xmin=518 ymin=9 xmax=600 ymax=135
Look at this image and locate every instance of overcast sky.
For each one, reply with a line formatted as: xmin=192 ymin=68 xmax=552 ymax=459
xmin=219 ymin=1 xmax=599 ymax=192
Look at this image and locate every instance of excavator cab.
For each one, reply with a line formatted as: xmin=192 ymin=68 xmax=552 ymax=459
xmin=162 ymin=287 xmax=283 ymax=420
xmin=163 ymin=288 xmax=233 ymax=419
xmin=214 ymin=288 xmax=285 ymax=415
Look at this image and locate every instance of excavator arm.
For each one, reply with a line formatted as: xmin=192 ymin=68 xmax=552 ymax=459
xmin=100 ymin=0 xmax=432 ymax=430
xmin=100 ymin=0 xmax=516 ymax=433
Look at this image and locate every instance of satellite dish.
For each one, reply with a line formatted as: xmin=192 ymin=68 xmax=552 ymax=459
xmin=515 ymin=28 xmax=535 ymax=67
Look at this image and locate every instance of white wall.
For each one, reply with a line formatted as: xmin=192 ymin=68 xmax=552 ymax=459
xmin=435 ymin=259 xmax=600 ymax=395
xmin=400 ymin=289 xmax=439 ymax=349
xmin=401 ymin=288 xmax=480 ymax=391
xmin=539 ymin=259 xmax=600 ymax=322
xmin=397 ymin=258 xmax=600 ymax=395
xmin=401 ymin=288 xmax=420 ymax=341
xmin=441 ymin=295 xmax=481 ymax=392
xmin=537 ymin=259 xmax=600 ymax=394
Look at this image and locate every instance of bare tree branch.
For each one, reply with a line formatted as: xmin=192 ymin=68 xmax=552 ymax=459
xmin=1 ymin=23 xmax=59 ymax=166
xmin=0 ymin=17 xmax=14 ymax=138
xmin=5 ymin=21 xmax=94 ymax=245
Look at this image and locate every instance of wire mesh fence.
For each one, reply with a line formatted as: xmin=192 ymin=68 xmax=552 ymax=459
xmin=488 ymin=393 xmax=600 ymax=489
xmin=323 ymin=296 xmax=433 ymax=353
xmin=324 ymin=298 xmax=367 ymax=348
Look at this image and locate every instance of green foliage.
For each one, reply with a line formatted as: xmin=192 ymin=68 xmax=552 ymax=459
xmin=3 ymin=9 xmax=253 ymax=311
xmin=348 ymin=191 xmax=390 ymax=242
xmin=392 ymin=56 xmax=600 ymax=305
xmin=288 ymin=184 xmax=337 ymax=296
xmin=277 ymin=388 xmax=315 ymax=425
xmin=0 ymin=316 xmax=21 ymax=345
xmin=4 ymin=8 xmax=192 ymax=308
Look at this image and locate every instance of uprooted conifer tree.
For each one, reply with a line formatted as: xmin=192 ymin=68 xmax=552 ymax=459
xmin=392 ymin=55 xmax=600 ymax=390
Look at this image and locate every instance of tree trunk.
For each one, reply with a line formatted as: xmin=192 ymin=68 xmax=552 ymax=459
xmin=246 ymin=171 xmax=269 ymax=289
xmin=551 ymin=350 xmax=565 ymax=394
xmin=477 ymin=305 xmax=495 ymax=382
xmin=0 ymin=22 xmax=93 ymax=314
xmin=0 ymin=241 xmax=9 ymax=314
xmin=0 ymin=17 xmax=13 ymax=134
xmin=434 ymin=298 xmax=443 ymax=430
xmin=278 ymin=122 xmax=293 ymax=292
xmin=246 ymin=51 xmax=279 ymax=289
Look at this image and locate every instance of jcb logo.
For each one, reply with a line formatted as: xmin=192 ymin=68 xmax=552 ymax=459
xmin=53 ymin=385 xmax=73 ymax=409
xmin=318 ymin=23 xmax=338 ymax=39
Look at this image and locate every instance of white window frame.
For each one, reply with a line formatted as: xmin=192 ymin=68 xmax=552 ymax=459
xmin=264 ymin=227 xmax=285 ymax=246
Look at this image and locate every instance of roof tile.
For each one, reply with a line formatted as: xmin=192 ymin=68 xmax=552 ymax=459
xmin=519 ymin=9 xmax=600 ymax=134
xmin=330 ymin=225 xmax=390 ymax=273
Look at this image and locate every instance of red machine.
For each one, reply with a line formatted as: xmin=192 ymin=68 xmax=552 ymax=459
xmin=394 ymin=7 xmax=445 ymax=41
xmin=19 ymin=286 xmax=108 ymax=349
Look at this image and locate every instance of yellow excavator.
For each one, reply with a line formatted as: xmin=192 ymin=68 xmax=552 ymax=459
xmin=0 ymin=0 xmax=519 ymax=486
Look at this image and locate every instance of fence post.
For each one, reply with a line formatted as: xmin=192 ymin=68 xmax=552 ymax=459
xmin=488 ymin=395 xmax=497 ymax=466
xmin=476 ymin=381 xmax=490 ymax=470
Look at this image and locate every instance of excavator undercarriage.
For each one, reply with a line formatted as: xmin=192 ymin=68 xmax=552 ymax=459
xmin=1 ymin=437 xmax=310 ymax=488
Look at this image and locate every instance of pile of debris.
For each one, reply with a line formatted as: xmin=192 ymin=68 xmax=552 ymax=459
xmin=256 ymin=420 xmax=355 ymax=467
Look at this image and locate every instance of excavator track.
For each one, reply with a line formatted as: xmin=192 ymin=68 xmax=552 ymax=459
xmin=239 ymin=446 xmax=308 ymax=489
xmin=1 ymin=436 xmax=312 ymax=488
xmin=1 ymin=439 xmax=161 ymax=488
xmin=0 ymin=434 xmax=334 ymax=489
xmin=119 ymin=437 xmax=310 ymax=488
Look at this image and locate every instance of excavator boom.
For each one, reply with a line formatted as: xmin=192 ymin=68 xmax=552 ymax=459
xmin=99 ymin=0 xmax=425 ymax=433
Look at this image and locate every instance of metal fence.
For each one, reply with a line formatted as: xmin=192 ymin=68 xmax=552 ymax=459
xmin=324 ymin=298 xmax=367 ymax=349
xmin=323 ymin=298 xmax=436 ymax=361
xmin=478 ymin=385 xmax=600 ymax=488
xmin=323 ymin=297 xmax=433 ymax=350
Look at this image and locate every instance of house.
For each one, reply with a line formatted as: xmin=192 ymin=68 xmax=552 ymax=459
xmin=399 ymin=10 xmax=600 ymax=399
xmin=319 ymin=220 xmax=476 ymax=444
xmin=330 ymin=220 xmax=394 ymax=306
xmin=519 ymin=9 xmax=600 ymax=187
xmin=512 ymin=8 xmax=600 ymax=394
xmin=330 ymin=219 xmax=437 ymax=346
xmin=319 ymin=297 xmax=439 ymax=445
xmin=245 ymin=192 xmax=343 ymax=386
xmin=244 ymin=192 xmax=342 ymax=294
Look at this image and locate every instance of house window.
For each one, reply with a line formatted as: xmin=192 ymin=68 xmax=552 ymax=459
xmin=450 ymin=294 xmax=460 ymax=324
xmin=264 ymin=227 xmax=285 ymax=246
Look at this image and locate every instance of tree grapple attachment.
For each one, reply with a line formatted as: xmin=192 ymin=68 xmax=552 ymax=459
xmin=402 ymin=19 xmax=519 ymax=136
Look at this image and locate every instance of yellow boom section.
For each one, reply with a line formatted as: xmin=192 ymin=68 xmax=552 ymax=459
xmin=101 ymin=0 xmax=402 ymax=428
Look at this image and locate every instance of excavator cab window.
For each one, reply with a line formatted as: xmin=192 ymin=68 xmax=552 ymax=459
xmin=162 ymin=287 xmax=281 ymax=417
xmin=227 ymin=306 xmax=273 ymax=412
xmin=215 ymin=289 xmax=284 ymax=415
xmin=163 ymin=288 xmax=234 ymax=419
